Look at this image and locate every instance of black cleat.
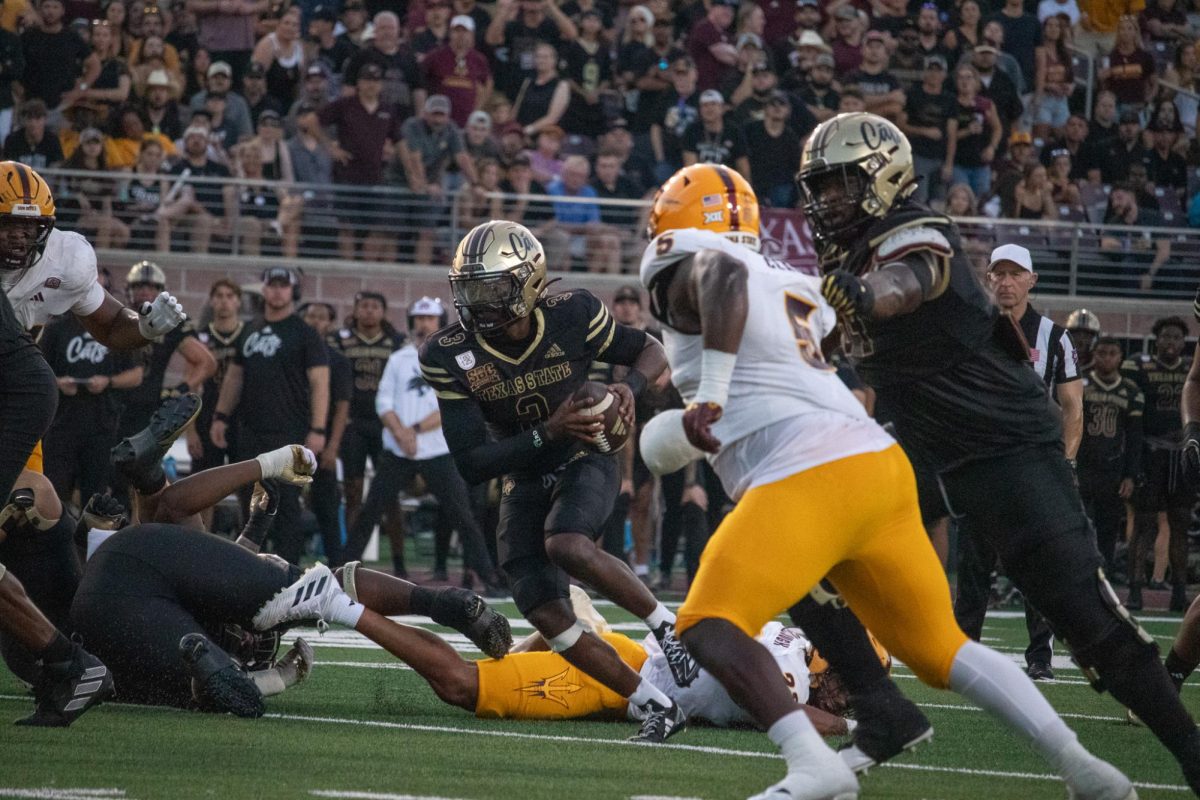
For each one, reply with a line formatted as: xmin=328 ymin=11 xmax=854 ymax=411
xmin=16 ymin=643 xmax=114 ymax=727
xmin=1026 ymin=662 xmax=1055 ymax=681
xmin=1126 ymin=585 xmax=1143 ymax=611
xmin=652 ymin=621 xmax=700 ymax=687
xmin=629 ymin=699 xmax=686 ymax=743
xmin=430 ymin=588 xmax=512 ymax=659
xmin=110 ymin=393 xmax=202 ymax=493
xmin=180 ymin=633 xmax=265 ymax=718
xmin=838 ymin=682 xmax=933 ymax=774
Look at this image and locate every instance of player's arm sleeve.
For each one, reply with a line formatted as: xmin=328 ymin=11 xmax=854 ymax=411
xmin=304 ymin=325 xmax=330 ymax=368
xmin=1125 ymin=390 xmax=1145 ymax=479
xmin=437 ymin=396 xmax=572 ymax=484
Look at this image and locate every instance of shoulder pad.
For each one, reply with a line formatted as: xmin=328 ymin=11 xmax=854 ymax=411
xmin=874 ymin=226 xmax=952 ymax=264
xmin=338 ymin=328 xmax=352 ymax=339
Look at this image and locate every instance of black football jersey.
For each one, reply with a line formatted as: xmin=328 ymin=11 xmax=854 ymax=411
xmin=328 ymin=327 xmax=406 ymax=421
xmin=1121 ymin=353 xmax=1187 ymax=440
xmin=831 ymin=201 xmax=1061 ymax=472
xmin=419 ymin=290 xmax=645 ymax=471
xmin=1079 ymin=369 xmax=1143 ymax=475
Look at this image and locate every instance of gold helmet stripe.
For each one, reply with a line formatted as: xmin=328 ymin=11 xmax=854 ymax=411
xmin=460 ymin=222 xmax=494 ymax=271
xmin=711 ymin=165 xmax=741 ymax=232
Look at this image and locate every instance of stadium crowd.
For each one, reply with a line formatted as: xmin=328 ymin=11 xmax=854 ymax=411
xmin=1 ymin=0 xmax=1200 ymax=284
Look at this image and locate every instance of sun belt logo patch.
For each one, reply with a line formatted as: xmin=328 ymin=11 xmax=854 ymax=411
xmin=703 ymin=210 xmax=724 ymax=224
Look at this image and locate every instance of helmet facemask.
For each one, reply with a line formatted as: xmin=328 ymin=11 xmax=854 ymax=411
xmin=450 ymin=264 xmax=536 ymax=335
xmin=797 ymin=161 xmax=874 ymax=253
xmin=0 ymin=214 xmax=53 ymax=271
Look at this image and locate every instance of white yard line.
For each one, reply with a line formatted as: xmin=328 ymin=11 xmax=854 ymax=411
xmin=310 ymin=791 xmax=472 ymax=800
xmin=0 ymin=790 xmax=131 ymax=800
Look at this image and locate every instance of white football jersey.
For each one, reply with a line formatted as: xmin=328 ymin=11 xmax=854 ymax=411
xmin=638 ymin=622 xmax=811 ymax=727
xmin=639 ymin=228 xmax=894 ymax=498
xmin=2 ymin=229 xmax=105 ymax=332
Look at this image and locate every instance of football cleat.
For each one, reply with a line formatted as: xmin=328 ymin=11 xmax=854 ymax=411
xmin=750 ymin=741 xmax=859 ymax=800
xmin=251 ymin=562 xmax=345 ymax=632
xmin=1026 ymin=662 xmax=1055 ymax=681
xmin=429 ymin=587 xmax=512 ymax=660
xmin=180 ymin=633 xmax=265 ymax=718
xmin=110 ymin=392 xmax=202 ymax=493
xmin=837 ymin=682 xmax=933 ymax=774
xmin=629 ymin=698 xmax=686 ymax=743
xmin=1063 ymin=756 xmax=1137 ymax=800
xmin=652 ymin=621 xmax=700 ymax=687
xmin=16 ymin=643 xmax=114 ymax=727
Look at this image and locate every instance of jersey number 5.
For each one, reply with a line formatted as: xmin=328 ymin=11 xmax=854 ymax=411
xmin=784 ymin=293 xmax=829 ymax=370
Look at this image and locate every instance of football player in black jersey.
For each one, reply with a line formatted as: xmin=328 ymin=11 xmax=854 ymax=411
xmin=799 ymin=111 xmax=1200 ymax=793
xmin=420 ymin=220 xmax=694 ymax=743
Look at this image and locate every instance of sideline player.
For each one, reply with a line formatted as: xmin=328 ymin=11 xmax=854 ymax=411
xmin=798 ymin=111 xmax=1200 ymax=792
xmin=419 ymin=220 xmax=696 ymax=743
xmin=641 ymin=162 xmax=1132 ymax=800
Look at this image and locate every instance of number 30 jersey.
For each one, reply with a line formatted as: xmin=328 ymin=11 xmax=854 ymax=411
xmin=640 ymin=228 xmax=894 ymax=499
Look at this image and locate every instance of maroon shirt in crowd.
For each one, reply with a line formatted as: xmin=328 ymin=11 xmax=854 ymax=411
xmin=1105 ymin=48 xmax=1157 ymax=106
xmin=422 ymin=45 xmax=492 ymax=127
xmin=687 ymin=17 xmax=733 ymax=91
xmin=318 ymin=95 xmax=403 ymax=185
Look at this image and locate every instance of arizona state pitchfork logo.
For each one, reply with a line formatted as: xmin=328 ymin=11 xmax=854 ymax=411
xmin=517 ymin=667 xmax=583 ymax=708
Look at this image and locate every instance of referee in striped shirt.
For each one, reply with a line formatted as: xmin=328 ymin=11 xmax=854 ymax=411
xmin=954 ymin=244 xmax=1084 ymax=682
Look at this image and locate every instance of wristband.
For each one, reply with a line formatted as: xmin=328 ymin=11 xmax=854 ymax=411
xmin=310 ymin=427 xmax=327 ymax=436
xmin=413 ymin=420 xmax=423 ymax=434
xmin=621 ymin=370 xmax=648 ymax=398
xmin=693 ymin=349 xmax=737 ymax=407
xmin=215 ymin=411 xmax=231 ymax=423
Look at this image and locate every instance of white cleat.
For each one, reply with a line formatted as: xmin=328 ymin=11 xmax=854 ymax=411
xmin=252 ymin=563 xmax=345 ymax=632
xmin=748 ymin=751 xmax=859 ymax=800
xmin=1064 ymin=757 xmax=1138 ymax=800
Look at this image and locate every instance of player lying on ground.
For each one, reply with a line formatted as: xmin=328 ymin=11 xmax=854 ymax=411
xmin=639 ymin=162 xmax=1133 ymax=800
xmin=336 ymin=572 xmax=873 ymax=735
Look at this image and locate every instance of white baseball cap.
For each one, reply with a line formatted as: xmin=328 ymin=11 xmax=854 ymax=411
xmin=450 ymin=14 xmax=475 ymax=30
xmin=409 ymin=296 xmax=445 ymax=317
xmin=988 ymin=243 xmax=1033 ymax=273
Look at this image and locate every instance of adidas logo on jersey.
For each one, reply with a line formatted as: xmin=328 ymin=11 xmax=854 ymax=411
xmin=546 ymin=343 xmax=565 ymax=358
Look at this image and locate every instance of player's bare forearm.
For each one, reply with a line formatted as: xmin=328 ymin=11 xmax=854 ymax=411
xmin=78 ymin=292 xmax=154 ymax=350
xmin=862 ymin=263 xmax=926 ymax=321
xmin=179 ymin=337 xmax=217 ymax=391
xmin=308 ymin=366 xmax=330 ymax=431
xmin=629 ymin=335 xmax=668 ymax=388
xmin=691 ymin=248 xmax=748 ymax=354
xmin=1058 ymin=380 xmax=1083 ymax=459
xmin=154 ymin=460 xmax=261 ymax=524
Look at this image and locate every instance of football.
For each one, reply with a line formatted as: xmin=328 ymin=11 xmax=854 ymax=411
xmin=573 ymin=381 xmax=631 ymax=454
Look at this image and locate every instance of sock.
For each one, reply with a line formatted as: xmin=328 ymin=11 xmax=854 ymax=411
xmin=949 ymin=641 xmax=1082 ymax=773
xmin=767 ymin=709 xmax=825 ymax=766
xmin=251 ymin=667 xmax=288 ymax=697
xmin=409 ymin=586 xmax=436 ymax=618
xmin=628 ymin=677 xmax=672 ymax=708
xmin=327 ymin=592 xmax=365 ymax=628
xmin=644 ymin=602 xmax=675 ymax=630
xmin=1165 ymin=648 xmax=1196 ymax=692
xmin=38 ymin=632 xmax=73 ymax=664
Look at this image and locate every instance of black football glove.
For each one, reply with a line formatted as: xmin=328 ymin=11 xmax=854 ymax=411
xmin=1183 ymin=422 xmax=1200 ymax=487
xmin=821 ymin=270 xmax=875 ymax=319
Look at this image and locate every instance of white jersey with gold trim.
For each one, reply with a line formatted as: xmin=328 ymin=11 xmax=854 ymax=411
xmin=637 ymin=621 xmax=811 ymax=727
xmin=639 ymin=228 xmax=894 ymax=499
xmin=2 ymin=228 xmax=105 ymax=332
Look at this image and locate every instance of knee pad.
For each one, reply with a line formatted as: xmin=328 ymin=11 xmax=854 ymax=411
xmin=1067 ymin=568 xmax=1158 ymax=692
xmin=0 ymin=488 xmax=56 ymax=539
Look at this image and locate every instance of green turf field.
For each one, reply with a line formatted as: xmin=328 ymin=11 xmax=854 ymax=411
xmin=0 ymin=602 xmax=1194 ymax=800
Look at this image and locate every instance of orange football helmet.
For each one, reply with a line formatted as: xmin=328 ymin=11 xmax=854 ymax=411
xmin=0 ymin=161 xmax=56 ymax=271
xmin=647 ymin=164 xmax=761 ymax=251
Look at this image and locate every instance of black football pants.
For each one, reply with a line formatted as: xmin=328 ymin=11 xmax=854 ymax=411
xmin=0 ymin=343 xmax=57 ymax=500
xmin=1078 ymin=464 xmax=1126 ymax=575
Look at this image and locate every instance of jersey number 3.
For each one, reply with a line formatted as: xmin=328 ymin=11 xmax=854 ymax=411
xmin=784 ymin=293 xmax=828 ymax=370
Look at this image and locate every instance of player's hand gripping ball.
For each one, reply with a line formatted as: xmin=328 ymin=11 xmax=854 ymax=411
xmin=572 ymin=381 xmax=632 ymax=454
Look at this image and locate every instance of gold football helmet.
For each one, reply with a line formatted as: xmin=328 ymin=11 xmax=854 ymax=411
xmin=1065 ymin=308 xmax=1101 ymax=335
xmin=449 ymin=220 xmax=548 ymax=334
xmin=127 ymin=260 xmax=167 ymax=289
xmin=647 ymin=164 xmax=761 ymax=251
xmin=0 ymin=161 xmax=56 ymax=271
xmin=796 ymin=112 xmax=916 ymax=255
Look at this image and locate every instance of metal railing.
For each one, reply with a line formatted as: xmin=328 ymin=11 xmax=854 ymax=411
xmin=1068 ymin=45 xmax=1095 ymax=123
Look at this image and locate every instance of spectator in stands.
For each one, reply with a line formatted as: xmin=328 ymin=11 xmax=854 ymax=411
xmin=561 ymin=9 xmax=611 ymax=138
xmin=1146 ymin=121 xmax=1188 ymax=204
xmin=339 ymin=1 xmax=370 ymax=49
xmin=730 ymin=57 xmax=781 ymax=127
xmin=1011 ymin=162 xmax=1057 ymax=219
xmin=721 ymin=34 xmax=766 ymax=104
xmin=545 ymin=154 xmax=620 ymax=272
xmin=1086 ymin=88 xmax=1120 ymax=148
xmin=397 ymin=93 xmax=476 ymax=264
xmin=686 ymin=0 xmax=736 ymax=92
xmin=304 ymin=6 xmax=353 ymax=85
xmin=452 ymin=0 xmax=492 ymax=40
xmin=455 ymin=154 xmax=503 ymax=234
xmin=1163 ymin=48 xmax=1198 ymax=133
xmin=1047 ymin=148 xmax=1084 ymax=209
xmin=946 ymin=181 xmax=979 ymax=216
xmin=901 ymin=54 xmax=955 ymax=205
xmin=160 ymin=124 xmax=235 ymax=253
xmin=795 ymin=52 xmax=839 ymax=123
xmin=22 ymin=0 xmax=98 ymax=112
xmin=241 ymin=61 xmax=285 ymax=128
xmin=626 ymin=14 xmax=683 ymax=147
xmin=412 ymin=0 xmax=452 ymax=60
xmin=0 ymin=19 xmax=21 ymax=140
xmin=976 ymin=22 xmax=1025 ymax=93
xmin=199 ymin=90 xmax=238 ymax=156
xmin=680 ymin=88 xmax=742 ymax=167
xmin=186 ymin=0 xmax=258 ymax=85
xmin=485 ymin=0 xmax=577 ymax=98
xmin=989 ymin=0 xmax=1040 ymax=91
xmin=591 ymin=146 xmax=644 ymax=229
xmin=183 ymin=45 xmax=210 ymax=99
xmin=1100 ymin=182 xmax=1169 ymax=291
xmin=117 ymin=137 xmax=168 ymax=249
xmin=993 ymin=128 xmax=1038 ymax=208
xmin=345 ymin=12 xmax=423 ymax=118
xmin=462 ymin=110 xmax=500 ymax=160
xmin=190 ymin=60 xmax=253 ymax=141
xmin=650 ymin=53 xmax=699 ymax=179
xmin=500 ymin=150 xmax=553 ymax=232
xmin=249 ymin=108 xmax=302 ymax=255
xmin=1040 ymin=112 xmax=1094 ymax=179
xmin=107 ymin=104 xmax=174 ymax=169
xmin=57 ymin=127 xmax=130 ymax=250
xmin=829 ymin=4 xmax=864 ymax=75
xmin=949 ymin=64 xmax=1002 ymax=197
xmin=286 ymin=63 xmax=329 ymax=134
xmin=845 ymin=29 xmax=905 ymax=120
xmin=1095 ymin=108 xmax=1149 ymax=183
xmin=1100 ymin=15 xmax=1156 ymax=114
xmin=167 ymin=1 xmax=200 ymax=66
xmin=422 ymin=15 xmax=491 ymax=128
xmin=513 ymin=41 xmax=569 ymax=138
xmin=525 ymin=123 xmax=564 ymax=183
xmin=79 ymin=20 xmax=131 ymax=119
xmin=286 ymin=102 xmax=335 ymax=234
xmin=130 ymin=5 xmax=179 ymax=74
xmin=778 ymin=0 xmax=823 ymax=62
xmin=598 ymin=117 xmax=654 ymax=189
xmin=617 ymin=5 xmax=654 ymax=88
xmin=1039 ymin=0 xmax=1081 ymax=26
xmin=140 ymin=69 xmax=183 ymax=140
xmin=319 ymin=62 xmax=400 ymax=261
xmin=1139 ymin=0 xmax=1192 ymax=45
xmin=1032 ymin=14 xmax=1072 ymax=140
xmin=970 ymin=43 xmax=1024 ymax=145
xmin=250 ymin=4 xmax=302 ymax=107
xmin=778 ymin=30 xmax=826 ymax=89
xmin=738 ymin=89 xmax=800 ymax=207
xmin=870 ymin=0 xmax=909 ymax=40
xmin=943 ymin=0 xmax=983 ymax=61
xmin=4 ymin=100 xmax=64 ymax=168
xmin=837 ymin=86 xmax=866 ymax=112
xmin=1147 ymin=96 xmax=1186 ymax=142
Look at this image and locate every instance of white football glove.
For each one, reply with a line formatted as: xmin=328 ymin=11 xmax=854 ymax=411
xmin=137 ymin=291 xmax=187 ymax=340
xmin=255 ymin=445 xmax=317 ymax=485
